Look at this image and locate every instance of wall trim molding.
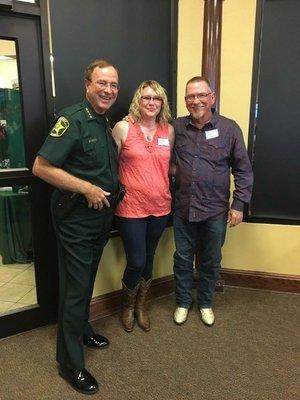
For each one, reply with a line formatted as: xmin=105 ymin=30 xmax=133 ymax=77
xmin=90 ymin=269 xmax=299 ymax=321
xmin=220 ymin=268 xmax=300 ymax=294
xmin=90 ymin=275 xmax=175 ymax=321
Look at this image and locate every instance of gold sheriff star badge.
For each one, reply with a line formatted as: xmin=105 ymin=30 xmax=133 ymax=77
xmin=50 ymin=117 xmax=70 ymax=137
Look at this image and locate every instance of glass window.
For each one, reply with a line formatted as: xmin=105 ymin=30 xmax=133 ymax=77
xmin=0 ymin=39 xmax=27 ymax=171
xmin=0 ymin=185 xmax=36 ymax=314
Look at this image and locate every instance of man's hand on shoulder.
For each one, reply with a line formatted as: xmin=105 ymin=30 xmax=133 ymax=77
xmin=227 ymin=209 xmax=243 ymax=227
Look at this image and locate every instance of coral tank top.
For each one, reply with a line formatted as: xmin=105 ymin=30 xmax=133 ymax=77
xmin=115 ymin=122 xmax=171 ymax=218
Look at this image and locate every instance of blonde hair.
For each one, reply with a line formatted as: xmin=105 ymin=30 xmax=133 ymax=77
xmin=129 ymin=80 xmax=171 ymax=125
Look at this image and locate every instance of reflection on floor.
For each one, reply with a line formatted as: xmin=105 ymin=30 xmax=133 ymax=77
xmin=0 ymin=255 xmax=36 ymax=314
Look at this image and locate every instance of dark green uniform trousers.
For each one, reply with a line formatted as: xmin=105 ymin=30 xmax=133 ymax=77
xmin=52 ymin=203 xmax=113 ymax=370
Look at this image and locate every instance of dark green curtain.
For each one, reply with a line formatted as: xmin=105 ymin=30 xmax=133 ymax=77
xmin=0 ymin=190 xmax=33 ymax=264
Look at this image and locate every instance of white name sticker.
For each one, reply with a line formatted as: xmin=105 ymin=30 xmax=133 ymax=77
xmin=205 ymin=129 xmax=219 ymax=140
xmin=158 ymin=138 xmax=170 ymax=147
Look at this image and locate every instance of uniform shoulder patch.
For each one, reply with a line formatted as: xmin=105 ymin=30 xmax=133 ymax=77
xmin=50 ymin=116 xmax=70 ymax=137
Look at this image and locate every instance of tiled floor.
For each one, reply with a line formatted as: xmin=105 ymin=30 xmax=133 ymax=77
xmin=0 ymin=256 xmax=37 ymax=315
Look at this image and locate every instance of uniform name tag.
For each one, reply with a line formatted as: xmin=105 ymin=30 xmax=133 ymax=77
xmin=205 ymin=129 xmax=219 ymax=140
xmin=158 ymin=138 xmax=169 ymax=147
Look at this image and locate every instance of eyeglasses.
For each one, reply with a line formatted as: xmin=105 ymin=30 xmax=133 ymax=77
xmin=90 ymin=80 xmax=120 ymax=91
xmin=185 ymin=92 xmax=212 ymax=102
xmin=141 ymin=96 xmax=162 ymax=104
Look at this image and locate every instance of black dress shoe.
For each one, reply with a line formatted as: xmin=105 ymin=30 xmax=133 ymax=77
xmin=59 ymin=367 xmax=99 ymax=395
xmin=83 ymin=333 xmax=109 ymax=349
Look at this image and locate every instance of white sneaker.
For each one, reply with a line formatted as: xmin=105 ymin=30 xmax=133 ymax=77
xmin=200 ymin=308 xmax=215 ymax=326
xmin=174 ymin=307 xmax=189 ymax=324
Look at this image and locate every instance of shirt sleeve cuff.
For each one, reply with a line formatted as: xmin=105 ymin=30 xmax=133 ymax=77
xmin=231 ymin=198 xmax=245 ymax=211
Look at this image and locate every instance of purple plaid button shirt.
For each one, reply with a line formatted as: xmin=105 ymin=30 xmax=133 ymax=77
xmin=172 ymin=112 xmax=253 ymax=222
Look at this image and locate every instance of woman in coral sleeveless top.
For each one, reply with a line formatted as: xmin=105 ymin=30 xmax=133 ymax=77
xmin=112 ymin=80 xmax=174 ymax=332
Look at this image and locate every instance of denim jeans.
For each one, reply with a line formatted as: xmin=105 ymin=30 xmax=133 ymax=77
xmin=117 ymin=214 xmax=170 ymax=289
xmin=173 ymin=212 xmax=227 ymax=308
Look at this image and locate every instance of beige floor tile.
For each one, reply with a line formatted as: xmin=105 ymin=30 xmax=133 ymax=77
xmin=10 ymin=266 xmax=36 ymax=285
xmin=19 ymin=288 xmax=37 ymax=305
xmin=0 ymin=300 xmax=14 ymax=313
xmin=0 ymin=266 xmax=24 ymax=283
xmin=0 ymin=282 xmax=32 ymax=302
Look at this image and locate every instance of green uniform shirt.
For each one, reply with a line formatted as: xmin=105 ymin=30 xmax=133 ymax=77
xmin=38 ymin=99 xmax=119 ymax=193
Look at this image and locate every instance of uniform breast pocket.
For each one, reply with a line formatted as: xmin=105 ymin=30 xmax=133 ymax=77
xmin=175 ymin=141 xmax=189 ymax=157
xmin=202 ymin=140 xmax=227 ymax=162
xmin=82 ymin=138 xmax=104 ymax=165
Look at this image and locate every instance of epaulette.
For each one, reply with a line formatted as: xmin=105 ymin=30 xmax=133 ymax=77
xmin=49 ymin=103 xmax=83 ymax=137
xmin=57 ymin=103 xmax=83 ymax=119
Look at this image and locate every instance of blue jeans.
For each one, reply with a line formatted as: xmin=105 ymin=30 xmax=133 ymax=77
xmin=173 ymin=212 xmax=227 ymax=308
xmin=117 ymin=214 xmax=170 ymax=289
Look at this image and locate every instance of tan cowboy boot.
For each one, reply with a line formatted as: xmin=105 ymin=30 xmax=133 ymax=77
xmin=121 ymin=281 xmax=140 ymax=332
xmin=135 ymin=278 xmax=152 ymax=331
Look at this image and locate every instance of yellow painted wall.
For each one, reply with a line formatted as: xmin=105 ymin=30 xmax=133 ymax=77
xmin=93 ymin=0 xmax=299 ymax=298
xmin=177 ymin=0 xmax=204 ymax=115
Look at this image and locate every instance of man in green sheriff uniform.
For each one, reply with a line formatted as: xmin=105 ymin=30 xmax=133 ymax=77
xmin=33 ymin=59 xmax=120 ymax=395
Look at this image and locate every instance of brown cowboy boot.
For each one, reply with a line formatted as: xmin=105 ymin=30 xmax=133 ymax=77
xmin=135 ymin=278 xmax=152 ymax=331
xmin=121 ymin=281 xmax=140 ymax=332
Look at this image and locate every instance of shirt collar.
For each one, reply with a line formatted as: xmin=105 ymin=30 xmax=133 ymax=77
xmin=82 ymin=99 xmax=105 ymax=121
xmin=186 ymin=109 xmax=219 ymax=130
